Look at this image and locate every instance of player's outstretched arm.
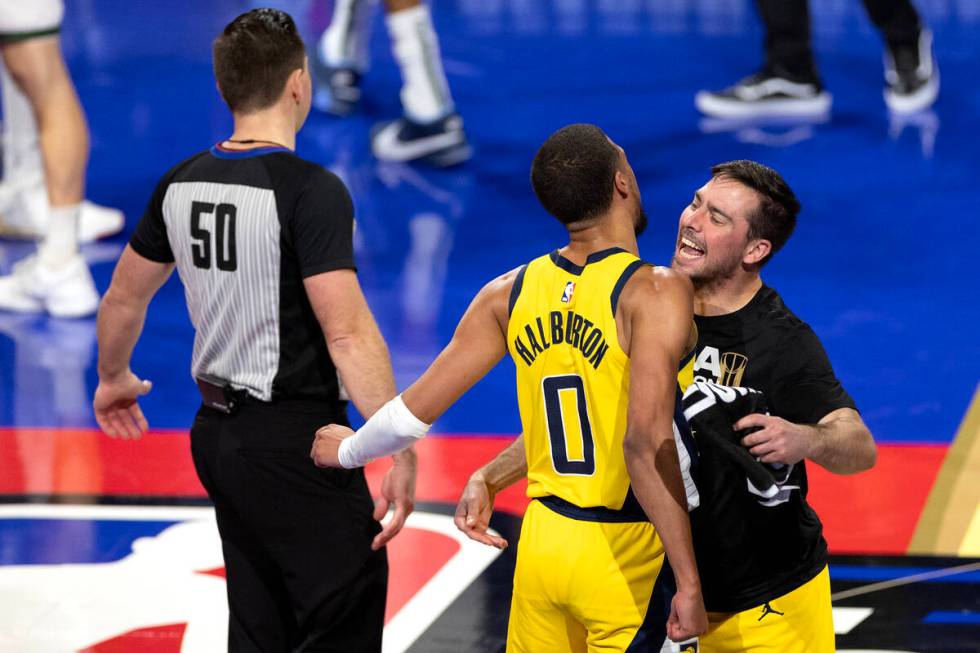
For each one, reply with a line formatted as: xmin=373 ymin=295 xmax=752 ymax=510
xmin=454 ymin=434 xmax=526 ymax=549
xmin=95 ymin=246 xmax=174 ymax=439
xmin=312 ymin=269 xmax=518 ymax=469
xmin=619 ymin=267 xmax=707 ymax=642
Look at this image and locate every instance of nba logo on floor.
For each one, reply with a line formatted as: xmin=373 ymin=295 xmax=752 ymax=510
xmin=561 ymin=281 xmax=575 ymax=303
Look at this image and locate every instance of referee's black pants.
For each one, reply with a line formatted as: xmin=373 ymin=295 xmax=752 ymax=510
xmin=190 ymin=400 xmax=387 ymax=652
xmin=756 ymin=0 xmax=923 ymax=80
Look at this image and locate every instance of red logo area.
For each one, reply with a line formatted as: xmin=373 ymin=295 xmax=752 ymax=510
xmin=79 ymin=624 xmax=187 ymax=653
xmin=80 ymin=527 xmax=460 ymax=651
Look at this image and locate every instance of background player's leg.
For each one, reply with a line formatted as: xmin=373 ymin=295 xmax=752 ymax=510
xmin=3 ymin=36 xmax=86 ymax=241
xmin=0 ymin=62 xmax=122 ymax=243
xmin=0 ymin=61 xmax=45 ymax=226
xmin=0 ymin=34 xmax=98 ymax=317
xmin=861 ymin=0 xmax=938 ymax=114
xmin=370 ymin=0 xmax=471 ymax=167
xmin=313 ymin=0 xmax=377 ymax=115
xmin=756 ymin=0 xmax=817 ymax=81
xmin=694 ymin=0 xmax=830 ymax=119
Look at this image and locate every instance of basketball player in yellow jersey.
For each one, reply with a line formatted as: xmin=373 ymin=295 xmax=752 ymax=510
xmin=311 ymin=123 xmax=708 ymax=649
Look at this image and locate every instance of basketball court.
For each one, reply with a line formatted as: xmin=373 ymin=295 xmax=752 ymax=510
xmin=1 ymin=1 xmax=978 ymax=651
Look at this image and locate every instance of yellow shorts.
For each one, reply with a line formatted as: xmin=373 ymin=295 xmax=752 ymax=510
xmin=700 ymin=566 xmax=834 ymax=653
xmin=507 ymin=499 xmax=668 ymax=653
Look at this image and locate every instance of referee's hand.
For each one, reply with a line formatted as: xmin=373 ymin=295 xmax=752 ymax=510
xmin=93 ymin=371 xmax=152 ymax=439
xmin=371 ymin=447 xmax=417 ymax=550
xmin=311 ymin=424 xmax=354 ymax=467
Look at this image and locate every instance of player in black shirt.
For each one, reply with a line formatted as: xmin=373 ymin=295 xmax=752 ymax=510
xmin=668 ymin=159 xmax=876 ymax=651
xmin=93 ymin=9 xmax=415 ymax=652
xmin=455 ymin=160 xmax=876 ymax=652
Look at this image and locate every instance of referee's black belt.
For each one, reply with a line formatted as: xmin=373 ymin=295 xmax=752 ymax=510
xmin=196 ymin=375 xmax=346 ymax=415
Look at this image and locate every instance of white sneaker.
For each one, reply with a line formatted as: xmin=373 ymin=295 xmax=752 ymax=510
xmin=0 ymin=254 xmax=100 ymax=318
xmin=77 ymin=201 xmax=125 ymax=243
xmin=0 ymin=180 xmax=125 ymax=243
xmin=695 ymin=68 xmax=832 ymax=119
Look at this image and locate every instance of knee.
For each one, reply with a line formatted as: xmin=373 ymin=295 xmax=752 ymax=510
xmin=2 ymin=38 xmax=67 ymax=107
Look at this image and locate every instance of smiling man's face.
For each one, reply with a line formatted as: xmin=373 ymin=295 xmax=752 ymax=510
xmin=672 ymin=176 xmax=762 ymax=285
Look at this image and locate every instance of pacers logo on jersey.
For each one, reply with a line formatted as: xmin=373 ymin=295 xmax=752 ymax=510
xmin=561 ymin=281 xmax=575 ymax=303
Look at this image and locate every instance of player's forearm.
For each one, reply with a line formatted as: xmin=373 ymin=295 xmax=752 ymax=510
xmin=807 ymin=415 xmax=877 ymax=474
xmin=624 ymin=424 xmax=702 ymax=592
xmin=472 ymin=434 xmax=527 ymax=494
xmin=96 ymin=287 xmax=148 ymax=381
xmin=328 ymin=319 xmax=397 ymax=418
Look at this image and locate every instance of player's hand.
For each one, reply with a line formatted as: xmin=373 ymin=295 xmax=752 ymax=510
xmin=736 ymin=413 xmax=812 ymax=465
xmin=667 ymin=587 xmax=707 ymax=641
xmin=311 ymin=424 xmax=355 ymax=468
xmin=93 ymin=371 xmax=152 ymax=439
xmin=371 ymin=447 xmax=417 ymax=550
xmin=454 ymin=473 xmax=508 ymax=549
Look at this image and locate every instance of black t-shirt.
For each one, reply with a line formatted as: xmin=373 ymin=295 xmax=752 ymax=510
xmin=688 ymin=284 xmax=856 ymax=612
xmin=130 ymin=145 xmax=355 ymax=403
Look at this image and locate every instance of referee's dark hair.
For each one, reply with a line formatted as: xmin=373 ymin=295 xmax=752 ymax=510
xmin=213 ymin=8 xmax=306 ymax=114
xmin=712 ymin=160 xmax=801 ymax=266
xmin=531 ymin=124 xmax=621 ymax=227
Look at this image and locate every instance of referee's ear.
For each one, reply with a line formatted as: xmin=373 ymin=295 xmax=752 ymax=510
xmin=286 ymin=58 xmax=312 ymax=126
xmin=287 ymin=59 xmax=308 ymax=101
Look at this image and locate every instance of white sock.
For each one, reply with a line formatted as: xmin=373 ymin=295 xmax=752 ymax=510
xmin=386 ymin=4 xmax=454 ymax=123
xmin=319 ymin=0 xmax=377 ymax=71
xmin=39 ymin=204 xmax=80 ymax=267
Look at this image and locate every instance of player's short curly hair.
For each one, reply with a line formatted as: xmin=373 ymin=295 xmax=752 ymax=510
xmin=711 ymin=160 xmax=801 ymax=266
xmin=531 ymin=124 xmax=621 ymax=226
xmin=213 ymin=8 xmax=305 ymax=114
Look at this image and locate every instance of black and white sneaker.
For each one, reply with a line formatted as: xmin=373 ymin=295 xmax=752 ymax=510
xmin=884 ymin=29 xmax=939 ymax=115
xmin=695 ymin=69 xmax=832 ymax=119
xmin=370 ymin=113 xmax=472 ymax=167
xmin=311 ymin=55 xmax=362 ymax=116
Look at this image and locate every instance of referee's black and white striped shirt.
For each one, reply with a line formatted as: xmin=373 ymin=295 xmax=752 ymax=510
xmin=130 ymin=144 xmax=355 ymax=403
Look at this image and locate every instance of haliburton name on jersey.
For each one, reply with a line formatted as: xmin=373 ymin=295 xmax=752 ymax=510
xmin=512 ymin=309 xmax=610 ymax=369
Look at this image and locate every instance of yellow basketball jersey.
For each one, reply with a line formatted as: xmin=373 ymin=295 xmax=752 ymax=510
xmin=508 ymin=247 xmax=648 ymax=510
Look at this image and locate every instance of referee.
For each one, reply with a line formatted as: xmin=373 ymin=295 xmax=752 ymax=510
xmin=93 ymin=9 xmax=414 ymax=652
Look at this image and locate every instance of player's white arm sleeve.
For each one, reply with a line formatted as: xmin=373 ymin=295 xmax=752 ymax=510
xmin=338 ymin=395 xmax=431 ymax=469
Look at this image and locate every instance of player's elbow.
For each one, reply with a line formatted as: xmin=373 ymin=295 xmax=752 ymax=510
xmin=622 ymin=427 xmax=656 ymax=465
xmin=854 ymin=428 xmax=877 ymax=472
xmin=99 ymin=283 xmax=145 ymax=318
xmin=828 ymin=426 xmax=876 ymax=474
xmin=326 ymin=318 xmax=382 ymax=358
